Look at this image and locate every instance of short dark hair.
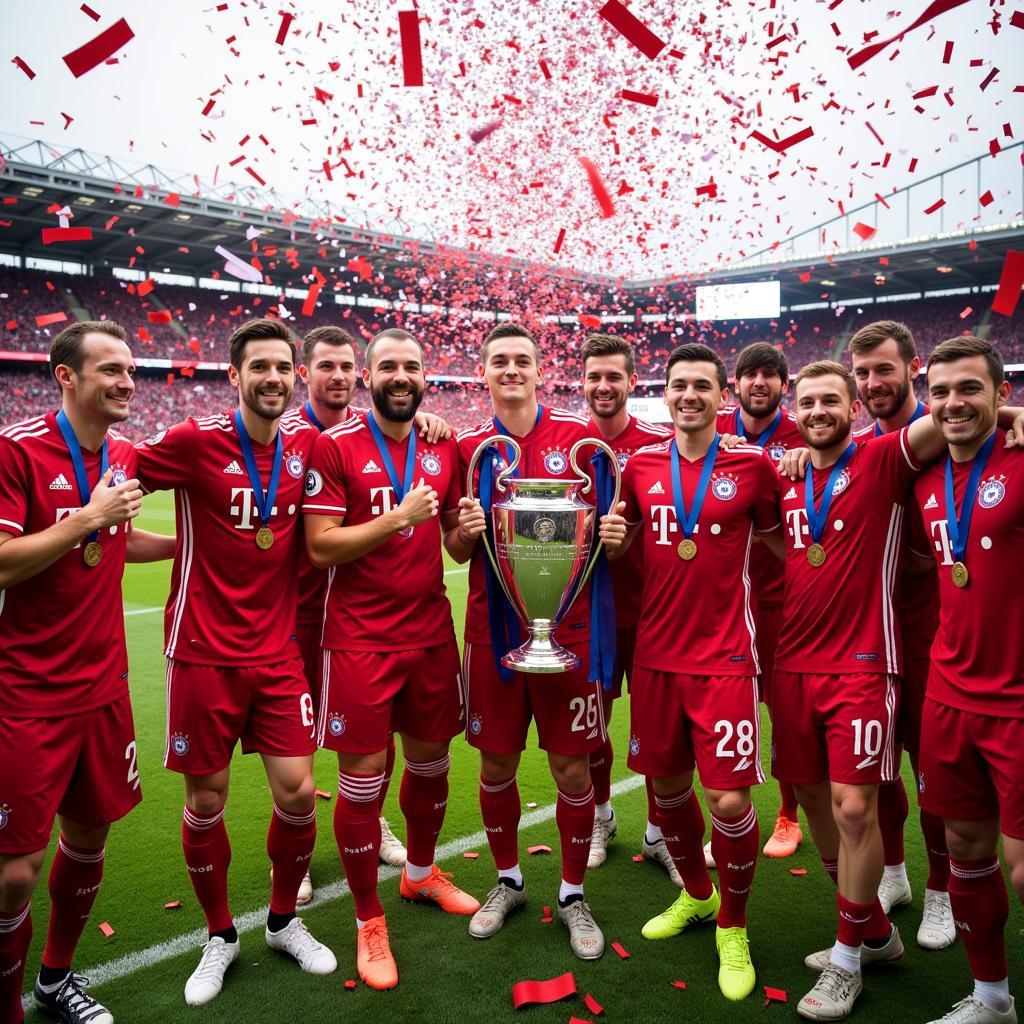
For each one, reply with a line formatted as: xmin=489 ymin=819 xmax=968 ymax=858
xmin=49 ymin=320 xmax=127 ymax=380
xmin=795 ymin=359 xmax=857 ymax=401
xmin=666 ymin=343 xmax=728 ymax=390
xmin=480 ymin=322 xmax=539 ymax=364
xmin=364 ymin=328 xmax=423 ymax=370
xmin=734 ymin=341 xmax=788 ymax=386
xmin=581 ymin=333 xmax=635 ymax=376
xmin=302 ymin=325 xmax=356 ymax=366
xmin=927 ymin=335 xmax=1004 ymax=388
xmin=228 ymin=318 xmax=295 ymax=370
xmin=847 ymin=320 xmax=917 ymax=363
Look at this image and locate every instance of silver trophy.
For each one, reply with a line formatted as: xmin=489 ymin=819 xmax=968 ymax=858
xmin=466 ymin=436 xmax=621 ymax=673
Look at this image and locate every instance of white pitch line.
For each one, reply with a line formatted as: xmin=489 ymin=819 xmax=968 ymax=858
xmin=30 ymin=773 xmax=645 ymax=1000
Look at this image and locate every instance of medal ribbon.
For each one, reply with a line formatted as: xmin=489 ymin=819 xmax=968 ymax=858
xmin=670 ymin=433 xmax=721 ymax=541
xmin=55 ymin=408 xmax=108 ymax=546
xmin=804 ymin=443 xmax=856 ymax=544
xmin=303 ymin=399 xmax=327 ymax=433
xmin=589 ymin=449 xmax=618 ymax=693
xmin=874 ymin=400 xmax=925 ymax=437
xmin=943 ymin=429 xmax=997 ymax=564
xmin=366 ymin=410 xmax=417 ymax=504
xmin=734 ymin=407 xmax=781 ymax=448
xmin=233 ymin=408 xmax=283 ymax=530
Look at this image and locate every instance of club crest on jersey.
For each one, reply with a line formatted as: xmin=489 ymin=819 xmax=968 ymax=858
xmin=419 ymin=452 xmax=442 ymax=477
xmin=766 ymin=443 xmax=786 ymax=463
xmin=542 ymin=448 xmax=568 ymax=475
xmin=285 ymin=453 xmax=305 ymax=479
xmin=144 ymin=430 xmax=167 ymax=446
xmin=469 ymin=714 xmax=483 ymax=736
xmin=615 ymin=451 xmax=630 ymax=470
xmin=111 ymin=468 xmax=128 ymax=487
xmin=978 ymin=475 xmax=1006 ymax=509
xmin=304 ymin=469 xmax=323 ymax=497
xmin=711 ymin=474 xmax=738 ymax=501
xmin=0 ymin=804 xmax=10 ymax=830
xmin=171 ymin=733 xmax=190 ymax=757
xmin=328 ymin=714 xmax=347 ymax=737
xmin=628 ymin=736 xmax=640 ymax=757
xmin=832 ymin=469 xmax=851 ymax=496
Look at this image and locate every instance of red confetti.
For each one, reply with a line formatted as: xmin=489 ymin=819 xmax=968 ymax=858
xmin=539 ymin=59 xmax=551 ymax=80
xmin=847 ymin=0 xmax=969 ymax=69
xmin=631 ymin=854 xmax=644 ymax=862
xmin=959 ymin=306 xmax=973 ymax=319
xmin=790 ymin=867 xmax=809 ymax=875
xmin=991 ymin=249 xmax=1024 ymax=317
xmin=527 ymin=844 xmax=552 ymax=855
xmin=462 ymin=851 xmax=479 ymax=859
xmin=553 ymin=228 xmax=566 ymax=255
xmin=764 ymin=987 xmax=788 ymax=1005
xmin=245 ymin=166 xmax=266 ymax=186
xmin=163 ymin=192 xmax=180 ymax=208
xmin=164 ymin=900 xmax=181 ymax=910
xmin=147 ymin=310 xmax=172 ymax=324
xmin=6 ymin=320 xmax=18 ymax=330
xmin=584 ymin=993 xmax=604 ymax=1015
xmin=620 ymin=88 xmax=659 ymax=107
xmin=35 ymin=312 xmax=68 ymax=328
xmin=398 ymin=10 xmax=423 ymax=87
xmin=979 ymin=67 xmax=999 ymax=91
xmin=62 ymin=17 xmax=135 ymax=78
xmin=469 ymin=119 xmax=503 ymax=144
xmin=579 ymin=157 xmax=615 ymax=219
xmin=1011 ymin=10 xmax=1024 ymax=28
xmin=569 ymin=1019 xmax=594 ymax=1024
xmin=611 ymin=941 xmax=630 ymax=959
xmin=923 ymin=198 xmax=946 ymax=214
xmin=275 ymin=12 xmax=293 ymax=45
xmin=750 ymin=126 xmax=814 ymax=154
xmin=980 ymin=190 xmax=994 ymax=206
xmin=942 ymin=40 xmax=954 ymax=61
xmin=12 ymin=56 xmax=36 ymax=79
xmin=344 ymin=980 xmax=357 ymax=990
xmin=81 ymin=3 xmax=100 ymax=20
xmin=598 ymin=0 xmax=667 ymax=60
xmin=511 ymin=972 xmax=576 ymax=1010
xmin=41 ymin=227 xmax=93 ymax=244
xmin=314 ymin=788 xmax=331 ymax=800
xmin=201 ymin=98 xmax=215 ymax=116
xmin=673 ymin=980 xmax=687 ymax=990
xmin=852 ymin=222 xmax=877 ymax=241
xmin=579 ymin=314 xmax=602 ymax=329
xmin=98 ymin=922 xmax=114 ymax=937
xmin=136 ymin=278 xmax=155 ymax=297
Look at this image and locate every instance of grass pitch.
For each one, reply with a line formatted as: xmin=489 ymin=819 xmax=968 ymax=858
xmin=22 ymin=490 xmax=1023 ymax=1023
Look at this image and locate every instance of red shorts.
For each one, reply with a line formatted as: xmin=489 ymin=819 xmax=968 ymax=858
xmin=164 ymin=655 xmax=316 ymax=775
xmin=463 ymin=641 xmax=606 ymax=757
xmin=0 ymin=696 xmax=142 ymax=854
xmin=295 ymin=622 xmax=322 ymax=710
xmin=318 ymin=642 xmax=463 ymax=754
xmin=626 ymin=668 xmax=764 ymax=789
xmin=754 ymin=601 xmax=782 ymax=701
xmin=605 ymin=625 xmax=638 ymax=701
xmin=896 ymin=654 xmax=929 ymax=758
xmin=771 ymin=671 xmax=899 ymax=786
xmin=918 ymin=698 xmax=1024 ymax=840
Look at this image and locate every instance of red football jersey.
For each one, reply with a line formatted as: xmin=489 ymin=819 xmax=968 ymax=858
xmin=589 ymin=415 xmax=672 ymax=629
xmin=909 ymin=441 xmax=1023 ymax=718
xmin=304 ymin=417 xmax=461 ymax=651
xmin=775 ymin=428 xmax=923 ymax=675
xmin=134 ymin=412 xmax=316 ymax=666
xmin=0 ymin=412 xmax=135 ymax=717
xmin=716 ymin=406 xmax=803 ymax=611
xmin=456 ymin=407 xmax=596 ymax=646
xmin=620 ymin=438 xmax=781 ymax=674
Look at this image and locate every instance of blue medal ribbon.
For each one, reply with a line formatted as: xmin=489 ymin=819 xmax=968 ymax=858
xmin=670 ymin=433 xmax=721 ymax=541
xmin=304 ymin=399 xmax=327 ymax=433
xmin=366 ymin=410 xmax=417 ymax=504
xmin=874 ymin=400 xmax=925 ymax=437
xmin=943 ymin=429 xmax=997 ymax=563
xmin=233 ymin=409 xmax=283 ymax=530
xmin=734 ymin=407 xmax=781 ymax=448
xmin=589 ymin=449 xmax=618 ymax=692
xmin=804 ymin=443 xmax=856 ymax=544
xmin=55 ymin=408 xmax=108 ymax=545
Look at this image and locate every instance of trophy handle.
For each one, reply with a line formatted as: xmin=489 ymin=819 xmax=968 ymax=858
xmin=567 ymin=437 xmax=622 ymax=598
xmin=465 ymin=435 xmax=523 ymax=610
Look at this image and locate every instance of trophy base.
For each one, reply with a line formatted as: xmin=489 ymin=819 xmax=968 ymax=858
xmin=501 ymin=637 xmax=580 ymax=674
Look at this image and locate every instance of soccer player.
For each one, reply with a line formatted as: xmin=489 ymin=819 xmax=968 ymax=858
xmin=716 ymin=341 xmax=806 ymax=860
xmin=909 ymin=336 xmax=1023 ymax=1024
xmin=0 ymin=321 xmax=171 ymax=1024
xmin=579 ymin=333 xmax=677 ymax=880
xmin=602 ymin=342 xmax=783 ymax=1001
xmin=304 ymin=328 xmax=478 ymax=991
xmin=453 ymin=323 xmax=615 ymax=960
xmin=847 ymin=321 xmax=952 ymax=949
xmin=134 ymin=318 xmax=336 ymax=1007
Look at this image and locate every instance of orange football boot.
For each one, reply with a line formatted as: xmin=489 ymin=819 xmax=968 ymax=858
xmin=356 ymin=916 xmax=398 ymax=991
xmin=399 ymin=866 xmax=481 ymax=915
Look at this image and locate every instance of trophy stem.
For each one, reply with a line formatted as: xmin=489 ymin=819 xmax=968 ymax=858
xmin=501 ymin=621 xmax=581 ymax=673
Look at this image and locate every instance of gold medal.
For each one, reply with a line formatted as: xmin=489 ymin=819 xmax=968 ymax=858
xmin=951 ymin=561 xmax=969 ymax=588
xmin=807 ymin=542 xmax=826 ymax=567
xmin=255 ymin=526 xmax=275 ymax=550
xmin=678 ymin=538 xmax=698 ymax=560
xmin=82 ymin=541 xmax=103 ymax=567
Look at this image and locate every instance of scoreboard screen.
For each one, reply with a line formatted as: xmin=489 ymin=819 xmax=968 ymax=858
xmin=695 ymin=281 xmax=780 ymax=321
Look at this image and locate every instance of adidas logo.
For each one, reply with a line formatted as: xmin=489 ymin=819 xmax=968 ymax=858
xmin=648 ymin=480 xmax=665 ymax=494
xmin=784 ymin=486 xmax=797 ymax=500
xmin=49 ymin=473 xmax=73 ymax=491
xmin=223 ymin=460 xmax=244 ymax=475
xmin=924 ymin=493 xmax=938 ymax=510
xmin=362 ymin=459 xmax=382 ymax=474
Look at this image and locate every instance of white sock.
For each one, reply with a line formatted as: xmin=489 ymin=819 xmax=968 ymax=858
xmin=974 ymin=978 xmax=1011 ymax=1013
xmin=883 ymin=862 xmax=909 ymax=885
xmin=829 ymin=940 xmax=861 ymax=974
xmin=356 ymin=917 xmax=367 ymax=929
xmin=499 ymin=864 xmax=524 ymax=887
xmin=405 ymin=861 xmax=432 ymax=883
xmin=596 ymin=802 xmax=613 ymax=821
xmin=559 ymin=879 xmax=585 ymax=903
xmin=645 ymin=820 xmax=664 ymax=843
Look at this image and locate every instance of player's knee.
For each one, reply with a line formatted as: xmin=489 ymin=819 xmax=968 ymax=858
xmin=706 ymin=789 xmax=748 ymax=819
xmin=188 ymin=787 xmax=227 ymax=817
xmin=550 ymin=756 xmax=589 ymax=794
xmin=275 ymin=775 xmax=317 ymax=814
xmin=0 ymin=854 xmax=44 ymax=907
xmin=480 ymin=753 xmax=518 ymax=783
xmin=832 ymin=793 xmax=874 ymax=836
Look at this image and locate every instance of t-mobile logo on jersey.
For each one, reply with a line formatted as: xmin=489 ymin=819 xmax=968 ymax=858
xmin=369 ymin=486 xmax=397 ymax=517
xmin=229 ymin=488 xmax=279 ymax=531
xmin=55 ymin=508 xmax=119 ymax=538
xmin=785 ymin=508 xmax=810 ymax=549
xmin=928 ymin=519 xmax=954 ymax=565
xmin=649 ymin=505 xmax=686 ymax=545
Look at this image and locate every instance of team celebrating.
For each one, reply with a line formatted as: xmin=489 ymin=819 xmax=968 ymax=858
xmin=0 ymin=313 xmax=1021 ymax=1024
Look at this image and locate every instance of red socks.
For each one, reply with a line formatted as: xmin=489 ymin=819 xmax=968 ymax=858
xmin=589 ymin=740 xmax=613 ymax=808
xmin=267 ymin=804 xmax=317 ymax=916
xmin=0 ymin=903 xmax=31 ymax=1024
xmin=777 ymin=780 xmax=800 ymax=821
xmin=400 ymin=755 xmax=450 ymax=867
xmin=710 ymin=805 xmax=759 ymax=928
xmin=949 ymin=858 xmax=1009 ymax=982
xmin=921 ymin=809 xmax=950 ymax=892
xmin=556 ymin=785 xmax=595 ymax=886
xmin=41 ymin=839 xmax=105 ymax=971
xmin=820 ymin=857 xmax=840 ymax=885
xmin=479 ymin=775 xmax=521 ymax=873
xmin=182 ymin=806 xmax=233 ymax=934
xmin=836 ymin=894 xmax=874 ymax=948
xmin=655 ymin=786 xmax=713 ymax=900
xmin=878 ymin=778 xmax=909 ymax=866
xmin=379 ymin=736 xmax=397 ymax=813
xmin=335 ymin=772 xmax=384 ymax=922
